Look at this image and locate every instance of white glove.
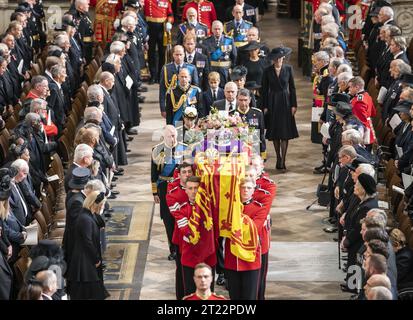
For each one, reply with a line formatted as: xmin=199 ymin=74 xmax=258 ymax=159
xmin=165 ymin=22 xmax=172 ymax=32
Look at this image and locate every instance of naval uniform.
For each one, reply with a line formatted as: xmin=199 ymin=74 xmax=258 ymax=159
xmin=71 ymin=8 xmax=95 ymax=64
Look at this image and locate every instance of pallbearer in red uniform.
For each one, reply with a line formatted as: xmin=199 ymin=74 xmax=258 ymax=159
xmin=166 ymin=162 xmax=193 ymax=300
xmin=144 ymin=0 xmax=174 ymax=83
xmin=245 ymin=164 xmax=274 ymax=300
xmin=224 ymin=178 xmax=264 ymax=300
xmin=182 ymin=0 xmax=217 ymax=33
xmin=183 ymin=263 xmax=227 ymax=300
xmin=90 ymin=0 xmax=123 ymax=46
xmin=177 ymin=176 xmax=217 ymax=296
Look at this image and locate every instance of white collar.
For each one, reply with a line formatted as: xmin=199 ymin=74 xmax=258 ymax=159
xmin=394 ymin=51 xmax=403 ymax=59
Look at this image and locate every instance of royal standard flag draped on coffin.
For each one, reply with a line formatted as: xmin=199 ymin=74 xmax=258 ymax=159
xmin=188 ymin=153 xmax=259 ymax=263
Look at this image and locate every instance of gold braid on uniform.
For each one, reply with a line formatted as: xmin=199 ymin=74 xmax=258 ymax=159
xmin=164 ymin=67 xmax=177 ymax=90
xmin=171 ymin=87 xmax=193 ymax=112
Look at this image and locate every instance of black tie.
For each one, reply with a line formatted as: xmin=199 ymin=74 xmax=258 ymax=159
xmin=229 ymin=102 xmax=233 ymax=111
xmin=188 ymin=55 xmax=193 ymax=64
xmin=177 ymin=65 xmax=181 ymax=73
xmin=213 ymin=90 xmax=217 ymax=101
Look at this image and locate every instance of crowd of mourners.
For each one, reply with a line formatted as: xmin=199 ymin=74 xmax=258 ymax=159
xmin=311 ymin=0 xmax=413 ymax=300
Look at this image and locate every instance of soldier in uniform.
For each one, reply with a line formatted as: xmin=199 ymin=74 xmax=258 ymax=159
xmin=348 ymin=76 xmax=377 ymax=150
xmin=230 ymin=88 xmax=266 ymax=160
xmin=226 ymin=0 xmax=257 ymax=25
xmin=159 ymin=45 xmax=199 ymax=119
xmin=182 ymin=0 xmax=217 ymax=34
xmin=20 ymin=0 xmax=44 ymax=53
xmin=224 ymin=5 xmax=253 ymax=48
xmin=90 ymin=0 xmax=123 ymax=46
xmin=183 ymin=34 xmax=209 ymax=91
xmin=224 ymin=177 xmax=263 ymax=300
xmin=151 ymin=125 xmax=189 ymax=261
xmin=144 ymin=0 xmax=174 ymax=83
xmin=165 ymin=68 xmax=203 ymax=126
xmin=183 ymin=263 xmax=227 ymax=300
xmin=166 ymin=162 xmax=193 ymax=300
xmin=203 ymin=20 xmax=237 ymax=86
xmin=70 ymin=0 xmax=95 ymax=64
xmin=177 ymin=7 xmax=208 ymax=46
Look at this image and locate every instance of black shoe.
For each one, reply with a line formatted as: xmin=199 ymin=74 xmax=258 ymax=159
xmin=216 ymin=274 xmax=225 ymax=286
xmin=138 ymin=96 xmax=146 ymax=103
xmin=328 ymin=217 xmax=337 ymax=224
xmin=127 ymin=136 xmax=134 ymax=142
xmin=114 ymin=171 xmax=124 ymax=176
xmin=126 ymin=128 xmax=138 ymax=135
xmin=111 ymin=190 xmax=120 ymax=195
xmin=107 ymin=208 xmax=114 ymax=213
xmin=323 ymin=226 xmax=338 ymax=233
xmin=104 ymin=212 xmax=112 ymax=218
xmin=168 ymin=252 xmax=176 ymax=261
xmin=110 ymin=183 xmax=117 ymax=188
xmin=313 ymin=167 xmax=328 ymax=174
xmin=126 ymin=149 xmax=132 ymax=153
xmin=340 ymin=283 xmax=357 ymax=294
xmin=138 ymin=86 xmax=148 ymax=92
xmin=333 ymin=237 xmax=338 ymax=242
xmin=112 ymin=176 xmax=118 ymax=182
xmin=314 ymin=164 xmax=325 ymax=171
xmin=116 ymin=168 xmax=124 ymax=173
xmin=108 ymin=194 xmax=117 ymax=199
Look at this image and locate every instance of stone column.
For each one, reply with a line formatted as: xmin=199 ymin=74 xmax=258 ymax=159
xmin=393 ymin=0 xmax=413 ymax=42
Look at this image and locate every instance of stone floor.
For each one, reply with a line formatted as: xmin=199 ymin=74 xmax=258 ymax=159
xmin=105 ymin=8 xmax=352 ymax=300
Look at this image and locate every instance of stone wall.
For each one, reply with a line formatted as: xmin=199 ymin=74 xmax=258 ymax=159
xmin=393 ymin=0 xmax=413 ymax=42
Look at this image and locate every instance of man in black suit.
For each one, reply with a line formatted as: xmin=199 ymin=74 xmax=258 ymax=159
xmin=211 ymin=81 xmax=238 ymax=112
xmin=64 ymin=143 xmax=94 ymax=193
xmin=202 ymin=71 xmax=225 ymax=115
xmin=47 ymin=64 xmax=67 ymax=135
xmin=9 ymin=162 xmax=31 ymax=226
xmin=183 ymin=34 xmax=210 ymax=91
xmin=99 ymin=71 xmax=128 ymax=166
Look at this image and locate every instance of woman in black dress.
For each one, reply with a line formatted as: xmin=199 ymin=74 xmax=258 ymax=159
xmin=67 ymin=191 xmax=109 ymax=300
xmin=243 ymin=41 xmax=270 ymax=86
xmin=261 ymin=47 xmax=298 ymax=171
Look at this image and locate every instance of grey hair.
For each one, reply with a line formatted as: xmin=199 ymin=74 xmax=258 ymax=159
xmin=74 ymin=143 xmax=94 ymax=162
xmin=321 ymin=15 xmax=335 ymax=26
xmin=367 ymin=208 xmax=388 ymax=225
xmin=238 ymin=88 xmax=250 ymax=98
xmin=24 ymin=112 xmax=41 ymax=125
xmin=342 ymin=129 xmax=362 ymax=144
xmin=87 ymin=84 xmax=104 ymax=102
xmin=368 ymin=286 xmax=393 ymax=300
xmin=30 ymin=98 xmax=46 ymax=113
xmin=84 ymin=179 xmax=106 ymax=193
xmin=84 ymin=107 xmax=102 ymax=122
xmin=337 ymin=64 xmax=352 ymax=75
xmin=31 ymin=75 xmax=47 ymax=88
xmin=110 ymin=41 xmax=125 ymax=54
xmin=393 ymin=59 xmax=412 ymax=75
xmin=338 ymin=145 xmax=357 ymax=159
xmin=106 ymin=53 xmax=120 ymax=64
xmin=358 ymin=163 xmax=376 ymax=178
xmin=99 ymin=71 xmax=114 ymax=83
xmin=11 ymin=158 xmax=29 ymax=172
xmin=55 ymin=34 xmax=69 ymax=47
xmin=313 ymin=50 xmax=330 ymax=63
xmin=50 ymin=64 xmax=65 ymax=79
xmin=380 ymin=6 xmax=394 ymax=19
xmin=36 ymin=270 xmax=57 ymax=291
xmin=322 ymin=23 xmax=339 ymax=38
xmin=337 ymin=72 xmax=353 ymax=84
xmin=391 ymin=36 xmax=407 ymax=51
xmin=364 ymin=214 xmax=387 ymax=229
xmin=224 ymin=81 xmax=238 ymax=91
xmin=121 ymin=15 xmax=136 ymax=27
xmin=211 ymin=20 xmax=223 ymax=29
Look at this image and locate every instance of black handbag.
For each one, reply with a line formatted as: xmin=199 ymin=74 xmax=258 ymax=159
xmin=316 ymin=171 xmax=330 ymax=206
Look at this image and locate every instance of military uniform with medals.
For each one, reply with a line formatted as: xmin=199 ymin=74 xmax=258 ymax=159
xmin=230 ymin=106 xmax=266 ymax=159
xmin=71 ymin=7 xmax=95 ymax=64
xmin=223 ymin=19 xmax=253 ymax=48
xmin=165 ymin=84 xmax=203 ymax=126
xmin=203 ymin=34 xmax=237 ymax=86
xmin=176 ymin=21 xmax=208 ymax=46
xmin=151 ymin=141 xmax=189 ymax=257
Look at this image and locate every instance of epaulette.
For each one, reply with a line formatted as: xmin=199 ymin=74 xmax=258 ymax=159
xmin=190 ymin=84 xmax=202 ymax=92
xmin=151 ymin=142 xmax=165 ymax=157
xmin=253 ymin=200 xmax=263 ymax=207
xmin=322 ymin=68 xmax=329 ymax=77
xmin=244 ymin=20 xmax=253 ymax=26
xmin=251 ymin=107 xmax=262 ymax=113
xmin=256 ymin=188 xmax=270 ymax=195
xmin=357 ymin=94 xmax=364 ymax=101
xmin=182 ymin=293 xmax=196 ymax=300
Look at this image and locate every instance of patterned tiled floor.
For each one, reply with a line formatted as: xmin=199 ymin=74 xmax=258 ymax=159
xmin=105 ymin=9 xmax=351 ymax=300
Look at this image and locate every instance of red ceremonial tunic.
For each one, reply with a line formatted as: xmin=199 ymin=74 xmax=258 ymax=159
xmin=351 ymin=91 xmax=376 ymax=144
xmin=224 ymin=199 xmax=264 ymax=271
xmin=182 ymin=1 xmax=217 ymax=33
xmin=144 ymin=0 xmax=174 ymax=23
xmin=166 ymin=184 xmax=189 ymax=248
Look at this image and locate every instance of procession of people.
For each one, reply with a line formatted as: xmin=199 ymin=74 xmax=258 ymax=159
xmin=0 ymin=0 xmax=412 ymax=302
